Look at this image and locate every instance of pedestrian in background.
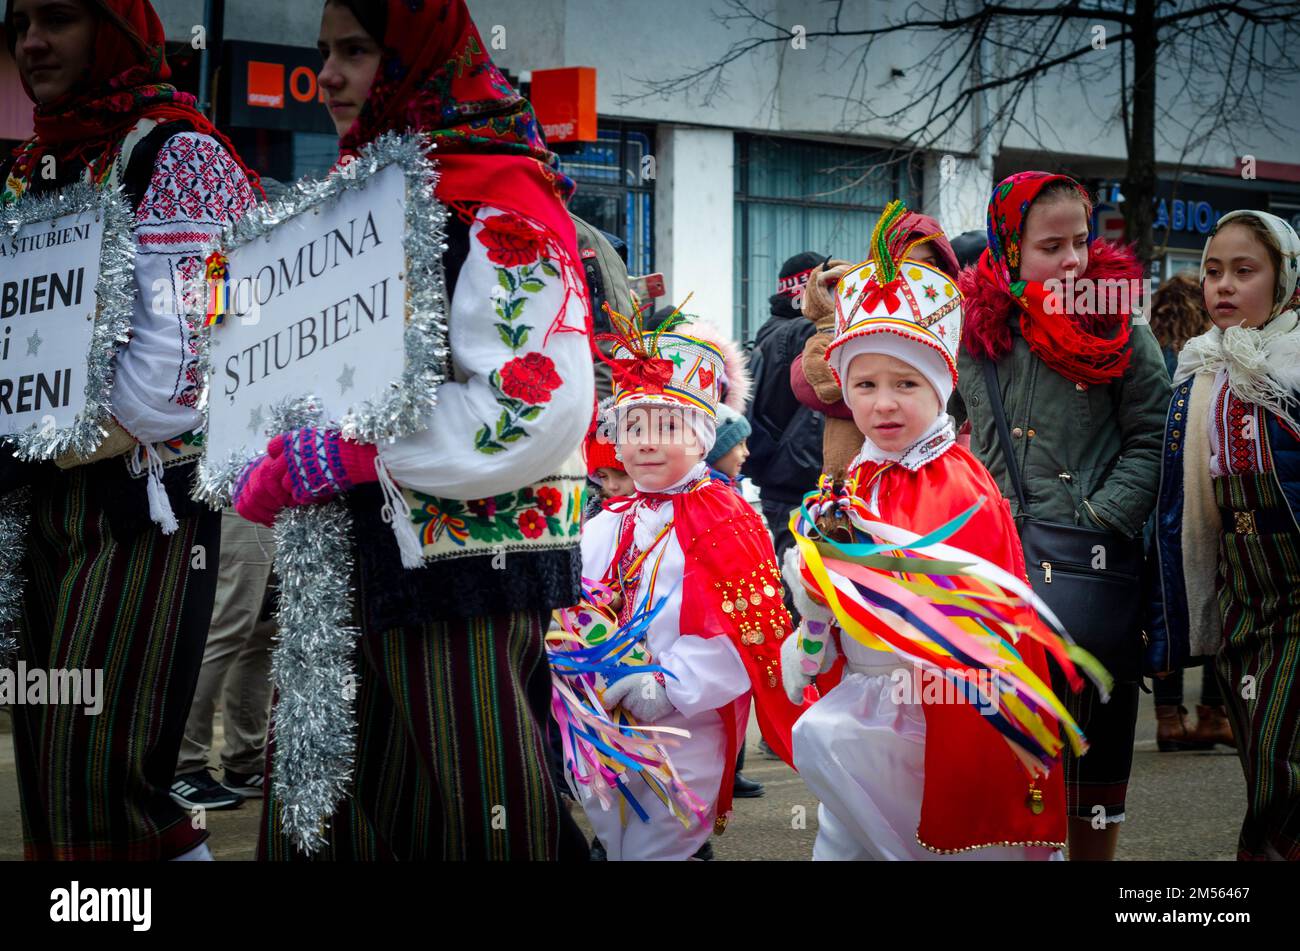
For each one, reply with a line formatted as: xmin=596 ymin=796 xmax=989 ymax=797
xmin=744 ymin=252 xmax=827 ymax=616
xmin=171 ymin=511 xmax=278 ymax=810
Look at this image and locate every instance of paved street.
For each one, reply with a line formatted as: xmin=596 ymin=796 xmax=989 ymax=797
xmin=0 ymin=682 xmax=1243 ymax=861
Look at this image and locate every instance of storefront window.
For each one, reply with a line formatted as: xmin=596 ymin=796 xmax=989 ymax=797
xmin=734 ymin=135 xmax=918 ymax=341
xmin=292 ymin=132 xmax=340 ymax=179
xmin=558 ymin=124 xmax=654 ymax=276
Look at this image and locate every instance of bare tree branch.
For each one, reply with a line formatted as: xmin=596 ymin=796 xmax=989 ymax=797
xmin=627 ymin=0 xmax=1300 ymax=265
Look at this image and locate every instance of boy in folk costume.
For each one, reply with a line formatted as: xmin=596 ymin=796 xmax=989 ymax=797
xmin=576 ymin=306 xmax=799 ymax=859
xmin=1152 ymin=210 xmax=1300 ymax=861
xmin=777 ymin=203 xmax=1100 ymax=860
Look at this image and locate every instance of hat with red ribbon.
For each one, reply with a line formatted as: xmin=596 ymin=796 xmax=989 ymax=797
xmin=597 ymin=294 xmax=725 ymax=418
xmin=824 ymin=200 xmax=964 ymax=400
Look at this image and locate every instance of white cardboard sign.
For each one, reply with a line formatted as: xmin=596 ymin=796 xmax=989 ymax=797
xmin=206 ymin=162 xmax=407 ymax=465
xmin=0 ymin=212 xmax=101 ymax=437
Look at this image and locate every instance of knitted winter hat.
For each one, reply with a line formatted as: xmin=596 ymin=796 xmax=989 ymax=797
xmin=586 ymin=428 xmax=623 ymax=475
xmin=706 ymin=404 xmax=752 ymax=465
xmin=770 ymin=251 xmax=823 ymax=315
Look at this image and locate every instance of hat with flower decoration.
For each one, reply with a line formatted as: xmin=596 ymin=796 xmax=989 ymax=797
xmin=823 ymin=201 xmax=964 ymax=405
xmin=598 ymin=294 xmax=727 ymax=418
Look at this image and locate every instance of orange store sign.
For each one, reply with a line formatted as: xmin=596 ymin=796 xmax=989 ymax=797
xmin=224 ymin=41 xmax=336 ymax=133
xmin=247 ymin=61 xmax=327 ymax=109
xmin=530 ymin=67 xmax=597 ymax=143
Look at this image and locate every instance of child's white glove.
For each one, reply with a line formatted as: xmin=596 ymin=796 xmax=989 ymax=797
xmin=779 ymin=619 xmax=839 ymax=705
xmin=602 ymin=671 xmax=676 ymax=723
xmin=779 ymin=632 xmax=811 ymax=704
xmin=781 ymin=545 xmax=835 ymax=626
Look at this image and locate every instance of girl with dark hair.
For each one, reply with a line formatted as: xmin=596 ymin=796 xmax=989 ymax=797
xmin=2 ymin=0 xmax=259 ymax=860
xmin=236 ymin=0 xmax=594 ymax=860
xmin=1153 ymin=211 xmax=1300 ymax=861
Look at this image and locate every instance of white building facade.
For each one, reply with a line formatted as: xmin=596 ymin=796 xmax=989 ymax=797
xmin=5 ymin=0 xmax=1295 ymax=341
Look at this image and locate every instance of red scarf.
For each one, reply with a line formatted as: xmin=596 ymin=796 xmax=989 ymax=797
xmin=337 ymin=0 xmax=575 ymax=244
xmin=976 ymin=171 xmax=1131 ymax=386
xmin=8 ymin=0 xmax=260 ymax=194
xmin=335 ymin=0 xmax=587 ymax=352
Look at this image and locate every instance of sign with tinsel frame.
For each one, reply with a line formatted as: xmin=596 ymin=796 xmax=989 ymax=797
xmin=194 ymin=132 xmax=451 ymax=855
xmin=196 ymin=131 xmax=450 ymax=503
xmin=0 ymin=184 xmax=135 ymax=459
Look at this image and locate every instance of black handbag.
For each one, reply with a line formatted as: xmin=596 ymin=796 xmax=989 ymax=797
xmin=982 ymin=361 xmax=1143 ymax=682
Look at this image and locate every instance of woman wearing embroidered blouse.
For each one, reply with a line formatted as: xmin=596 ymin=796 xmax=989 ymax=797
xmin=1 ymin=0 xmax=258 ymax=861
xmin=234 ymin=0 xmax=594 ymax=860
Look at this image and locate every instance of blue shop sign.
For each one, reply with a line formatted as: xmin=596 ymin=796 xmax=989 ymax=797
xmin=1152 ymin=181 xmax=1251 ymax=250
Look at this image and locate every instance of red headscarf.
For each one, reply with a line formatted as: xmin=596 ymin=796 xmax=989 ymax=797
xmin=972 ymin=171 xmax=1132 ymax=386
xmin=6 ymin=0 xmax=260 ymax=192
xmin=898 ymin=210 xmax=960 ymax=281
xmin=337 ymin=0 xmax=575 ymax=244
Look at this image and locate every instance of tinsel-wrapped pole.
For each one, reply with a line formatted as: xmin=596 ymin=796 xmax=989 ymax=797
xmin=263 ymin=397 xmax=362 ymax=855
xmin=269 ymin=499 xmax=360 ymax=854
xmin=0 ymin=489 xmax=30 ymax=669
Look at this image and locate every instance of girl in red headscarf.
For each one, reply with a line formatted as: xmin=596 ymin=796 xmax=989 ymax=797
xmin=1 ymin=0 xmax=259 ymax=860
xmin=954 ymin=172 xmax=1169 ymax=860
xmin=237 ymin=0 xmax=594 ymax=860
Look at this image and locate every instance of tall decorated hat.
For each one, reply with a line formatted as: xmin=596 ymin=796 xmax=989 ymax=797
xmin=600 ymin=295 xmax=726 ymax=419
xmin=824 ymin=201 xmax=964 ymax=401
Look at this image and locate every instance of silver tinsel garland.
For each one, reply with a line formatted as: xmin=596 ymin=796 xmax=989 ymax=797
xmin=0 ymin=489 xmax=30 ymax=670
xmin=266 ymin=394 xmax=361 ymax=854
xmin=1 ymin=185 xmax=134 ymax=670
xmin=3 ymin=184 xmax=136 ymax=461
xmin=194 ymin=131 xmax=450 ymax=506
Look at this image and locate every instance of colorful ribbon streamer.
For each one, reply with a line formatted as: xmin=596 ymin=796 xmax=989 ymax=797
xmin=204 ymin=251 xmax=231 ymax=327
xmin=789 ymin=483 xmax=1113 ymax=778
xmin=548 ymin=579 xmax=708 ymax=828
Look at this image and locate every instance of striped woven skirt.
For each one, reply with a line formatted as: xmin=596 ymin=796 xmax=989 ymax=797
xmin=259 ymin=608 xmax=588 ymax=861
xmin=1214 ymin=471 xmax=1300 ymax=861
xmin=11 ymin=465 xmax=220 ymax=860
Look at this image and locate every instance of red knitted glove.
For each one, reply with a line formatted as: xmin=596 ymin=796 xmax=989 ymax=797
xmin=277 ymin=427 xmax=379 ymax=506
xmin=232 ymin=450 xmax=292 ymax=527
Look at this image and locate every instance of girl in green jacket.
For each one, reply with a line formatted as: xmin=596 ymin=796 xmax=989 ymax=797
xmin=955 ymin=171 xmax=1170 ymax=861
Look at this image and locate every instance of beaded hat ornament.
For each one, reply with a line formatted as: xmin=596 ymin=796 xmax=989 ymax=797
xmin=599 ymin=294 xmax=726 ymax=419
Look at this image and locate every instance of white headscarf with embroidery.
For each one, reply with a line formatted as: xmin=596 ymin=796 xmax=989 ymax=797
xmin=1176 ymin=209 xmax=1300 ymax=431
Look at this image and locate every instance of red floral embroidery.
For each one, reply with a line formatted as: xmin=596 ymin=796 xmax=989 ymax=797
xmin=499 ymin=352 xmax=562 ymax=404
xmin=477 ymin=213 xmax=546 ymax=267
xmin=536 ymin=486 xmax=563 ymax=517
xmin=518 ymin=508 xmax=546 ymax=539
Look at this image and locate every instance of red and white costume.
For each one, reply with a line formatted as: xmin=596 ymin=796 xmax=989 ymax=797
xmin=770 ymin=222 xmax=1073 ymax=860
xmin=577 ymin=321 xmax=800 ymax=859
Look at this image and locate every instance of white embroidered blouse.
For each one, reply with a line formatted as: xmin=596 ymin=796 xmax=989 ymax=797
xmin=378 ymin=204 xmax=594 ymax=500
xmin=113 ymin=131 xmax=256 ymax=444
